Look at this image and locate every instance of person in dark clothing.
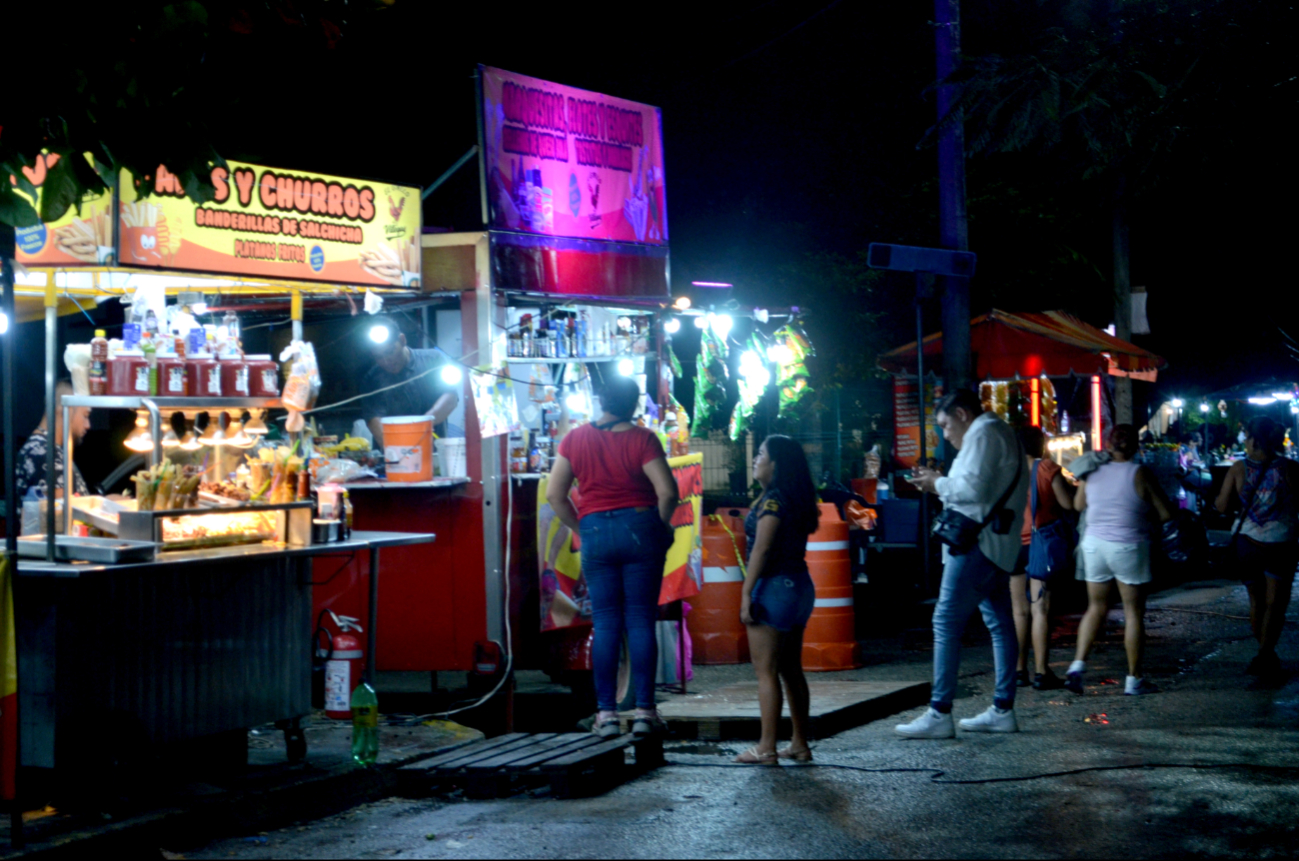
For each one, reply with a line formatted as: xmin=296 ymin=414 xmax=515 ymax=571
xmin=359 ymin=317 xmax=459 ymax=447
xmin=15 ymin=380 xmax=91 ymax=501
xmin=735 ymin=435 xmax=820 ymax=765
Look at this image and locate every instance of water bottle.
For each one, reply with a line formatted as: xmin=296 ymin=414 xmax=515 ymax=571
xmin=350 ymin=681 xmax=379 ymax=766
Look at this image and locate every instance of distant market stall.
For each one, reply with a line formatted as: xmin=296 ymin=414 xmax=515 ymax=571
xmin=878 ymin=309 xmax=1167 ymax=468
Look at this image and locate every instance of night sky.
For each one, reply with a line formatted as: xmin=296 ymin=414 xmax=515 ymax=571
xmin=15 ymin=0 xmax=1298 ymax=400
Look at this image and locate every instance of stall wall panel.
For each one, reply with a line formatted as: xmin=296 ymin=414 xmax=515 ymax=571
xmin=317 ymin=487 xmax=487 ymax=672
xmin=17 ymin=558 xmax=311 ymax=770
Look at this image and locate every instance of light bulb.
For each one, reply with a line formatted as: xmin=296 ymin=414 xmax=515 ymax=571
xmin=1272 ymin=392 xmax=1292 ymax=400
xmin=693 ymin=315 xmax=708 ymax=329
xmin=0 ymin=311 xmax=8 ymax=335
xmin=369 ymin=324 xmax=390 ymax=344
xmin=566 ymin=393 xmax=586 ymax=413
xmin=441 ymin=364 xmax=463 ymax=385
xmin=179 ymin=430 xmax=201 ymax=451
xmin=711 ymin=314 xmax=733 ymax=339
xmin=663 ymin=318 xmax=680 ymax=334
xmin=617 ymin=358 xmax=634 ymax=376
xmin=1199 ymin=403 xmax=1210 ymax=413
xmin=1171 ymin=398 xmax=1184 ymax=408
xmin=243 ymin=409 xmax=268 ymax=436
xmin=672 ymin=296 xmax=691 ymax=310
xmin=123 ymin=411 xmax=155 ymax=453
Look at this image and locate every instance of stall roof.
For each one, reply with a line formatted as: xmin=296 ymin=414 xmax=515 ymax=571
xmin=878 ymin=309 xmax=1167 ymax=380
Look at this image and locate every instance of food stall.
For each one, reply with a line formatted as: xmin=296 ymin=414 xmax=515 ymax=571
xmin=879 ymin=309 xmax=1167 ymax=471
xmin=1 ymin=153 xmax=435 ymax=800
xmin=310 ymin=66 xmax=691 ymax=706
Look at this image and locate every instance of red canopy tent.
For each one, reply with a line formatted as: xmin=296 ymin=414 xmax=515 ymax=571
xmin=877 ymin=309 xmax=1166 ymax=380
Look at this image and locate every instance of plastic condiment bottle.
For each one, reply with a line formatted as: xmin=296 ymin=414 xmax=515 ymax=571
xmin=89 ymin=330 xmax=109 ymax=395
xmin=221 ymin=355 xmax=251 ymax=397
xmin=246 ymin=355 xmax=280 ymax=397
xmin=142 ymin=341 xmax=158 ymax=396
xmin=156 ymin=353 xmax=188 ymax=396
xmin=186 ymin=353 xmax=221 ymax=397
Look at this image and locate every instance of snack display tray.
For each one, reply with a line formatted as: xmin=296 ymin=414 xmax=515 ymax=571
xmin=17 ymin=535 xmax=159 ymax=564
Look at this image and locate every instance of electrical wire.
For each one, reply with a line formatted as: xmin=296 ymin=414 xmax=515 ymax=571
xmin=1147 ymin=607 xmax=1251 ymax=622
xmin=658 ymin=759 xmax=1299 ymax=785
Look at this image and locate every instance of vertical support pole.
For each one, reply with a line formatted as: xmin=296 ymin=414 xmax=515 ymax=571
xmin=2 ymin=248 xmax=24 ymax=848
xmin=44 ymin=280 xmax=57 ymax=562
xmin=934 ymin=0 xmax=971 ymax=395
xmin=677 ymin=600 xmax=687 ymax=695
xmin=1112 ymin=175 xmax=1133 ymax=425
xmin=915 ymin=279 xmax=931 ymax=594
xmin=1091 ymin=375 xmax=1103 ymax=451
xmin=366 ymin=545 xmax=380 ymax=685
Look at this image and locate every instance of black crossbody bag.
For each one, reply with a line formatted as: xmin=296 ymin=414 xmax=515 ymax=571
xmin=931 ymin=438 xmax=1024 ymax=556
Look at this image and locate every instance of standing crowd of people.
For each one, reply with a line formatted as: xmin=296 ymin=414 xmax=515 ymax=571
xmin=547 ymin=379 xmax=1295 ymax=755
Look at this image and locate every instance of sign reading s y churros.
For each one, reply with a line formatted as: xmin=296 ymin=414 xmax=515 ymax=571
xmin=118 ymin=162 xmax=421 ymax=286
xmin=12 ymin=154 xmax=422 ymax=287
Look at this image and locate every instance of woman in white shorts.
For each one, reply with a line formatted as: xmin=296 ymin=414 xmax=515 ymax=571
xmin=1067 ymin=424 xmax=1175 ymax=696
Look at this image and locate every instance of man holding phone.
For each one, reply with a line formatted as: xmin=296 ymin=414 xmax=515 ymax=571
xmin=895 ymin=389 xmax=1030 ymax=738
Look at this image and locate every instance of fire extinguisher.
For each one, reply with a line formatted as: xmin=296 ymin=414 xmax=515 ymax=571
xmin=314 ymin=610 xmax=364 ymax=720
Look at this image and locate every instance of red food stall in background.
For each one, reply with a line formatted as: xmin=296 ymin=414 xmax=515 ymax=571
xmin=312 ymin=67 xmax=674 ymax=706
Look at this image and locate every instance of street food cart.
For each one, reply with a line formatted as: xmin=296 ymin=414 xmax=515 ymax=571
xmin=310 ymin=66 xmax=687 ymax=708
xmin=1 ymin=153 xmax=434 ymax=812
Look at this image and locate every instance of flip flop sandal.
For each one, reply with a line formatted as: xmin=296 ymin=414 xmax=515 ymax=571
xmin=734 ymin=746 xmax=779 ymax=765
xmin=777 ymin=747 xmax=813 ymax=762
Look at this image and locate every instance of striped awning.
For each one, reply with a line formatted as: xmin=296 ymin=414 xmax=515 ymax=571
xmin=878 ymin=309 xmax=1167 ymax=380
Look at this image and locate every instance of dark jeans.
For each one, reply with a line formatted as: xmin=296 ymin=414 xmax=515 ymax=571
xmin=580 ymin=507 xmax=671 ymax=711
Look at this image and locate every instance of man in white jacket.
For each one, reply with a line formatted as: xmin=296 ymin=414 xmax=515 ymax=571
xmin=896 ymin=389 xmax=1030 ymax=738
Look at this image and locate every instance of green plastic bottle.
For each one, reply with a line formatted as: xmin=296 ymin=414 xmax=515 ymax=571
xmin=350 ymin=681 xmax=379 ymax=766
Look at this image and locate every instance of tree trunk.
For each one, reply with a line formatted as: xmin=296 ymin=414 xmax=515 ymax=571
xmin=1113 ymin=173 xmax=1133 ymax=425
xmin=934 ymin=0 xmax=971 ymax=393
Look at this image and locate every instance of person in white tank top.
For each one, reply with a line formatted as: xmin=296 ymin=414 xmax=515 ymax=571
xmin=1067 ymin=424 xmax=1176 ymax=697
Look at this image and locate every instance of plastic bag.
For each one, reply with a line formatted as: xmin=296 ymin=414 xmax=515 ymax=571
xmin=279 ymin=340 xmax=322 ymax=432
xmin=314 ymin=458 xmax=378 ymax=485
xmin=63 ymin=344 xmax=91 ymax=395
xmin=691 ymin=327 xmax=728 ymax=436
xmin=845 ymin=500 xmax=877 ymax=531
xmin=772 ymin=319 xmax=814 ymax=419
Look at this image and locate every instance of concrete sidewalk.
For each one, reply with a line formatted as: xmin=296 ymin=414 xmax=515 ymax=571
xmin=186 ymin=577 xmax=1299 ymax=859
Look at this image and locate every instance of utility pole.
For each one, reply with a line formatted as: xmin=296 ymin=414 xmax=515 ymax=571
xmin=934 ymin=0 xmax=971 ymax=394
xmin=1112 ymin=174 xmax=1134 ymax=424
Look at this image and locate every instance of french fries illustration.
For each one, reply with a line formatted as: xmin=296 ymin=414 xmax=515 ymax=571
xmin=120 ymin=201 xmax=160 ymax=228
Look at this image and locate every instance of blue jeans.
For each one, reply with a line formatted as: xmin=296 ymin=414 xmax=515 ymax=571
xmin=931 ymin=546 xmax=1018 ymax=712
xmin=580 ymin=507 xmax=671 ymax=711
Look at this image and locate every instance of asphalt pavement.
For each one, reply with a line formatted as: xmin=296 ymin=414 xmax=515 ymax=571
xmin=187 ymin=578 xmax=1299 ymax=859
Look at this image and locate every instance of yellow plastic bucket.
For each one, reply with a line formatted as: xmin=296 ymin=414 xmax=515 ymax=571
xmin=381 ymin=416 xmax=433 ymax=482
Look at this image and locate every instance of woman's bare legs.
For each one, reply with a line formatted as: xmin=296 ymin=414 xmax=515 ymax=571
xmin=1261 ymin=576 xmax=1294 ymax=656
xmin=1028 ymin=579 xmax=1052 ymax=675
xmin=1115 ymin=580 xmax=1146 ymax=677
xmin=1010 ymin=573 xmax=1030 ymax=674
xmin=747 ymin=623 xmax=782 ymax=755
xmin=1074 ymin=581 xmax=1113 ymax=663
xmin=777 ymin=626 xmax=810 ymax=753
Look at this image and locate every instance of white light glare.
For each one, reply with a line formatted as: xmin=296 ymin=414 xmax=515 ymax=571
xmin=369 ymin=324 xmax=390 ymax=344
xmin=192 ymin=302 xmax=208 ymax=314
xmin=663 ymin=318 xmax=681 ymax=334
xmin=769 ymin=344 xmax=792 ymax=364
xmin=617 ymin=358 xmax=635 ymax=376
xmin=566 ymin=393 xmax=587 ymax=413
xmin=1291 ymin=405 xmax=1299 ymax=415
xmin=1248 ymin=396 xmax=1278 ymax=406
xmin=711 ymin=314 xmax=733 ymax=339
xmin=1199 ymin=403 xmax=1210 ymax=412
xmin=1171 ymin=398 xmax=1184 ymax=408
xmin=693 ymin=315 xmax=708 ymax=329
xmin=440 ymin=364 xmax=463 ymax=385
xmin=1271 ymin=392 xmax=1292 ymax=400
xmin=0 ymin=311 xmax=7 ymax=335
xmin=739 ymin=350 xmax=770 ymax=387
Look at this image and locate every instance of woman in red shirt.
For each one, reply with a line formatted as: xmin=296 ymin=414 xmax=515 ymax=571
xmin=547 ymin=375 xmax=679 ymax=739
xmin=1010 ymin=426 xmax=1074 ymax=690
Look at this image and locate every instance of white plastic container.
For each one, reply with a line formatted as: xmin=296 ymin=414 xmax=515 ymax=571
xmin=435 ymin=437 xmax=467 ymax=478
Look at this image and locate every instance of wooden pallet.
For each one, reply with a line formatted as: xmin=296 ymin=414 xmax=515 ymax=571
xmin=397 ymin=732 xmax=663 ymax=799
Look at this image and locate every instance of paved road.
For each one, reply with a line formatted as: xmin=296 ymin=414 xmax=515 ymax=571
xmin=190 ymin=579 xmax=1299 ymax=859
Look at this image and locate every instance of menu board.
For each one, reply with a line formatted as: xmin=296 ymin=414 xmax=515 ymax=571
xmin=894 ymin=378 xmax=943 ymax=468
xmin=118 ymin=161 xmax=421 ymax=286
xmin=480 ymin=66 xmax=667 ymax=245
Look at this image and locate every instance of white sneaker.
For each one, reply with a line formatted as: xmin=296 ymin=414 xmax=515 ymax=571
xmin=958 ymin=706 xmax=1019 ymax=733
xmin=1124 ymin=677 xmax=1158 ymax=696
xmin=895 ymin=707 xmax=955 ymax=739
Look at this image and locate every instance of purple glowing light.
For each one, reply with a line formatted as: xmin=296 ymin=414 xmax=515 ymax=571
xmin=691 ymin=281 xmax=733 ymax=288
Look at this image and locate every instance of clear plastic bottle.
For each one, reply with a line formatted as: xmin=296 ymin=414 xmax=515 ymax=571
xmin=350 ymin=681 xmax=379 ymax=766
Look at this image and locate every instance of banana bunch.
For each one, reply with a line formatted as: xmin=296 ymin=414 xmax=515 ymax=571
xmin=318 ymin=435 xmax=371 ymax=457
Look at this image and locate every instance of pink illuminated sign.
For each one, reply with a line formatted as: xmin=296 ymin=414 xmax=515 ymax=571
xmin=479 ymin=66 xmax=668 ymax=245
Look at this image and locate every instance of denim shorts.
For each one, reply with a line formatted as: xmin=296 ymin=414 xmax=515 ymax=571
xmin=1235 ymin=536 xmax=1299 ymax=584
xmin=750 ymin=569 xmax=816 ymax=632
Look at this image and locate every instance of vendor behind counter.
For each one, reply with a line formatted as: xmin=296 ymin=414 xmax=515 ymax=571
xmin=360 ymin=316 xmax=461 ymax=447
xmin=16 ymin=379 xmax=91 ymax=500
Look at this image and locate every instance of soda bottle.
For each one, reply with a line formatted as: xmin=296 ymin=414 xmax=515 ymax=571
xmin=350 ymin=681 xmax=379 ymax=766
xmin=89 ymin=329 xmax=109 ymax=395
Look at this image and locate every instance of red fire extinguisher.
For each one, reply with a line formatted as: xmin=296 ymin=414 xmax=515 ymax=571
xmin=320 ymin=611 xmax=364 ymax=720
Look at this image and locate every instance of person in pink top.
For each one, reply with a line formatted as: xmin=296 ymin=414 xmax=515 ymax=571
xmin=1068 ymin=424 xmax=1177 ymax=696
xmin=546 ymin=375 xmax=679 ymax=740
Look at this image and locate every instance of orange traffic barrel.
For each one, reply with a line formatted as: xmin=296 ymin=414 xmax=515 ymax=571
xmin=802 ymin=502 xmax=862 ymax=671
xmin=687 ymin=509 xmax=750 ymax=664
